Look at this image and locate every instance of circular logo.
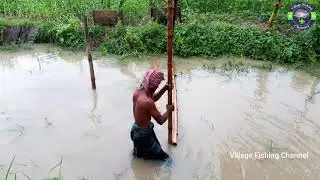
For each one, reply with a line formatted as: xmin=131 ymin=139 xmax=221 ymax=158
xmin=288 ymin=2 xmax=317 ymax=30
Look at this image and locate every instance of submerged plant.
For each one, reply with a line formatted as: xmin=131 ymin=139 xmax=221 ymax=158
xmin=221 ymin=59 xmax=245 ymax=71
xmin=253 ymin=62 xmax=273 ymax=71
xmin=5 ymin=155 xmax=15 ymax=180
xmin=47 ymin=155 xmax=63 ymax=180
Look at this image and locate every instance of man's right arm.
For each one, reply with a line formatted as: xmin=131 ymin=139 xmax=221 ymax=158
xmin=148 ymin=101 xmax=170 ymax=125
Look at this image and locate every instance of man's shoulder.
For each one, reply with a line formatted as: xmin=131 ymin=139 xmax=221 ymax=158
xmin=136 ymin=94 xmax=155 ymax=106
xmin=133 ymin=88 xmax=140 ymax=94
xmin=133 ymin=89 xmax=142 ymax=98
xmin=144 ymin=96 xmax=155 ymax=104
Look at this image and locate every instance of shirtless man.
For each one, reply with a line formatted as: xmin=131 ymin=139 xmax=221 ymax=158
xmin=130 ymin=67 xmax=174 ymax=160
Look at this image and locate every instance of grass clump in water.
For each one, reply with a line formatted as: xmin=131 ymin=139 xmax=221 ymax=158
xmin=251 ymin=62 xmax=273 ymax=71
xmin=0 ymin=44 xmax=34 ymax=51
xmin=2 ymin=155 xmax=87 ymax=180
xmin=221 ymin=58 xmax=245 ymax=71
xmin=4 ymin=155 xmax=15 ymax=180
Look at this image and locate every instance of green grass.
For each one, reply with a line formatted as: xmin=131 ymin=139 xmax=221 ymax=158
xmin=5 ymin=155 xmax=15 ymax=180
xmin=0 ymin=44 xmax=34 ymax=51
xmin=185 ymin=0 xmax=320 ymax=14
xmin=101 ymin=21 xmax=319 ymax=64
xmin=255 ymin=62 xmax=273 ymax=71
xmin=0 ymin=0 xmax=148 ymax=23
xmin=3 ymin=155 xmax=91 ymax=180
xmin=0 ymin=0 xmax=319 ymax=76
xmin=1 ymin=0 xmax=319 ymax=23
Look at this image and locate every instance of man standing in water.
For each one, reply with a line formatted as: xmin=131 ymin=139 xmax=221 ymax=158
xmin=131 ymin=67 xmax=174 ymax=160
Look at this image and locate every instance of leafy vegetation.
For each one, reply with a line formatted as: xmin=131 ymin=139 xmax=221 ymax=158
xmin=0 ymin=0 xmax=319 ymax=68
xmin=101 ymin=20 xmax=318 ymax=65
xmin=184 ymin=0 xmax=320 ymax=14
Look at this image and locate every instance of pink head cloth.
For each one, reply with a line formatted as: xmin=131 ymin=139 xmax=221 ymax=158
xmin=142 ymin=68 xmax=164 ymax=91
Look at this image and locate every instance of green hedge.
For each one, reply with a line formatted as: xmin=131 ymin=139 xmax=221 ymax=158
xmin=101 ymin=22 xmax=167 ymax=55
xmin=314 ymin=24 xmax=320 ymax=60
xmin=101 ymin=21 xmax=319 ymax=65
xmin=1 ymin=17 xmax=319 ymax=65
xmin=36 ymin=19 xmax=105 ymax=49
xmin=185 ymin=0 xmax=320 ymax=14
xmin=0 ymin=17 xmax=106 ymax=48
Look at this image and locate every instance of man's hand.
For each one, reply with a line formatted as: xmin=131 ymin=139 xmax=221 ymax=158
xmin=166 ymin=104 xmax=175 ymax=112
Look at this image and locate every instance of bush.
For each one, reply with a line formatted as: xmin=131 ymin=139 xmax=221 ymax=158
xmin=101 ymin=22 xmax=166 ymax=56
xmin=313 ymin=24 xmax=320 ymax=61
xmin=36 ymin=18 xmax=105 ymax=49
xmin=35 ymin=19 xmax=84 ymax=48
xmin=1 ymin=15 xmax=318 ymax=66
xmin=101 ymin=21 xmax=318 ymax=65
xmin=185 ymin=0 xmax=320 ymax=14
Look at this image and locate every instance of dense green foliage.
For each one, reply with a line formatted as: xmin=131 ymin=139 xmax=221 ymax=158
xmin=35 ymin=18 xmax=105 ymax=49
xmin=185 ymin=0 xmax=320 ymax=14
xmin=315 ymin=24 xmax=320 ymax=60
xmin=1 ymin=0 xmax=319 ymax=21
xmin=0 ymin=0 xmax=149 ymax=22
xmin=1 ymin=0 xmax=320 ymax=66
xmin=101 ymin=21 xmax=319 ymax=65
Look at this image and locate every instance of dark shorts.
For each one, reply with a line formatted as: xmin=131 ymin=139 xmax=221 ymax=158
xmin=130 ymin=122 xmax=169 ymax=160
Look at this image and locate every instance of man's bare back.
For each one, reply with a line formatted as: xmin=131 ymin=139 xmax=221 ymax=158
xmin=133 ymin=86 xmax=174 ymax=128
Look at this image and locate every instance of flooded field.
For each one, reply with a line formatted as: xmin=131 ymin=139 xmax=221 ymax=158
xmin=0 ymin=45 xmax=320 ymax=180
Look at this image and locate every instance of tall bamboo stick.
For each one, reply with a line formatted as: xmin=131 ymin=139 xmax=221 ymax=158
xmin=83 ymin=15 xmax=97 ymax=90
xmin=167 ymin=0 xmax=174 ymax=144
xmin=171 ymin=63 xmax=178 ymax=145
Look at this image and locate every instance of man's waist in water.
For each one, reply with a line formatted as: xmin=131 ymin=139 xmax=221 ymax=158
xmin=133 ymin=121 xmax=154 ymax=129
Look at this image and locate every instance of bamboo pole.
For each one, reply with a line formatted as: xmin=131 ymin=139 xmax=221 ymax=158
xmin=83 ymin=15 xmax=97 ymax=90
xmin=167 ymin=0 xmax=174 ymax=144
xmin=268 ymin=0 xmax=281 ymax=28
xmin=171 ymin=63 xmax=178 ymax=145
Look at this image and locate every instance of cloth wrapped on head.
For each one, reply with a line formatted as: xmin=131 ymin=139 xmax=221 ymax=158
xmin=141 ymin=68 xmax=164 ymax=91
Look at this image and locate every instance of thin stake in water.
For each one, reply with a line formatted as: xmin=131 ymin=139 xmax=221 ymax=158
xmin=83 ymin=15 xmax=97 ymax=90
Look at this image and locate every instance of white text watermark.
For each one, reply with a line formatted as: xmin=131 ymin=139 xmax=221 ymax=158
xmin=230 ymin=152 xmax=309 ymax=160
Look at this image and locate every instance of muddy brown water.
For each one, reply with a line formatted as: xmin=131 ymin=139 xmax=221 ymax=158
xmin=0 ymin=45 xmax=320 ymax=180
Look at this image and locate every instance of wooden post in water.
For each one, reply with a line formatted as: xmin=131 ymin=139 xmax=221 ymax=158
xmin=167 ymin=0 xmax=178 ymax=145
xmin=268 ymin=0 xmax=281 ymax=28
xmin=83 ymin=15 xmax=97 ymax=90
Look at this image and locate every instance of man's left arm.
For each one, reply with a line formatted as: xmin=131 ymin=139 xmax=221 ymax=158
xmin=152 ymin=84 xmax=169 ymax=102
